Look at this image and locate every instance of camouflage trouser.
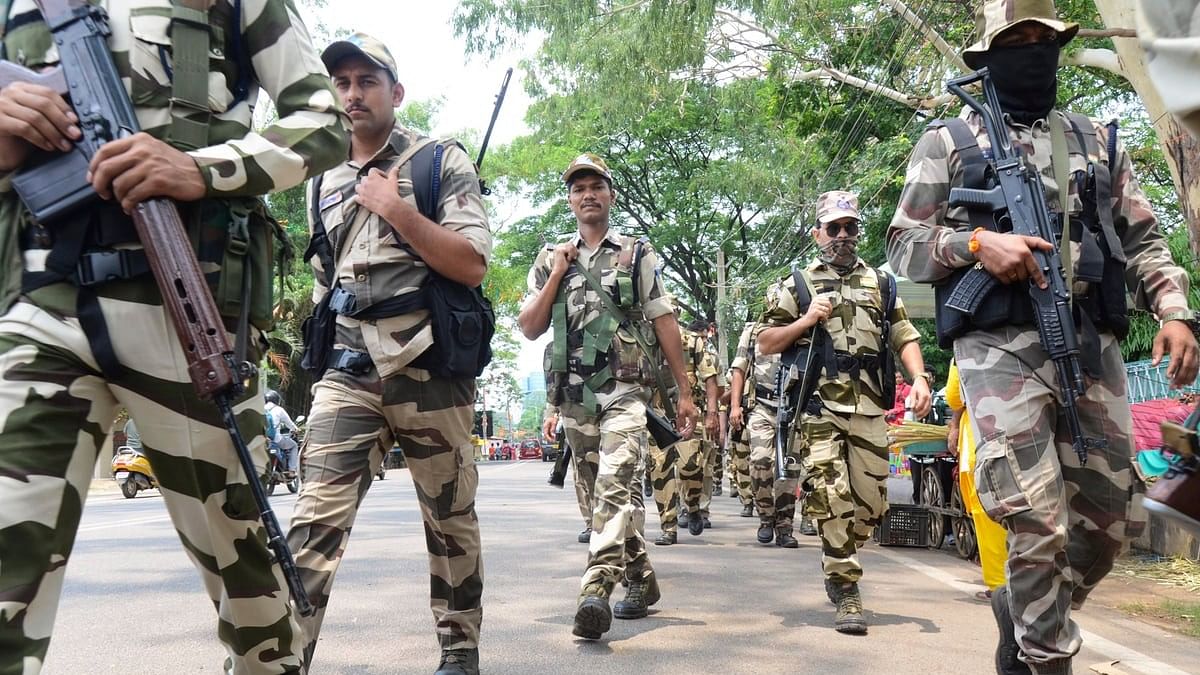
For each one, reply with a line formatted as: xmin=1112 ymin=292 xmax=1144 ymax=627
xmin=676 ymin=432 xmax=704 ymax=515
xmin=957 ymin=327 xmax=1139 ymax=670
xmin=728 ymin=424 xmax=753 ymax=506
xmin=561 ymin=395 xmax=652 ymax=596
xmin=646 ymin=432 xmax=679 ymax=535
xmin=564 ymin=417 xmax=600 ymax=530
xmin=747 ymin=405 xmax=798 ymax=531
xmin=287 ymin=364 xmax=483 ymax=664
xmin=0 ymin=296 xmax=302 ymax=675
xmin=801 ymin=408 xmax=888 ymax=582
xmin=699 ymin=435 xmax=716 ymax=515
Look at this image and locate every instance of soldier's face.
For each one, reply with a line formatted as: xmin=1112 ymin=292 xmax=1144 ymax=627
xmin=567 ymin=173 xmax=615 ymax=226
xmin=814 ymin=217 xmax=859 ymax=246
xmin=331 ymin=57 xmax=404 ymax=139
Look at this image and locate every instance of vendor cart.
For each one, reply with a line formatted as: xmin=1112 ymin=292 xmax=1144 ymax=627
xmin=903 ymin=439 xmax=977 ymax=561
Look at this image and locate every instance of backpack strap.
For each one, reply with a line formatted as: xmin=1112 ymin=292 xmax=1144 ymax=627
xmin=167 ymin=0 xmax=215 ymax=150
xmin=931 ymin=117 xmax=995 ymax=234
xmin=790 ymin=263 xmax=838 ymax=382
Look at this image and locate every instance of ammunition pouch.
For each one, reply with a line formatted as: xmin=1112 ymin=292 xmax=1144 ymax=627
xmin=930 ymin=115 xmax=1128 ymax=364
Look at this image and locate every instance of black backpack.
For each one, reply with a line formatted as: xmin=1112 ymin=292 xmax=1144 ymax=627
xmin=301 ymin=141 xmax=494 ymax=379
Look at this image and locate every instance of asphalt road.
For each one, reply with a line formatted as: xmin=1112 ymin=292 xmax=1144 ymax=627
xmin=45 ymin=461 xmax=1199 ymax=675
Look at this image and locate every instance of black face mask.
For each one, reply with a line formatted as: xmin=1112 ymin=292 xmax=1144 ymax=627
xmin=975 ymin=42 xmax=1060 ymax=126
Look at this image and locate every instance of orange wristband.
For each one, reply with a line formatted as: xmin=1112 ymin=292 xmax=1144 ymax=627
xmin=968 ymin=227 xmax=986 ymax=255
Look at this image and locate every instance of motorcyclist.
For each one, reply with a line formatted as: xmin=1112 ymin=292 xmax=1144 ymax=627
xmin=265 ymin=390 xmax=300 ymax=477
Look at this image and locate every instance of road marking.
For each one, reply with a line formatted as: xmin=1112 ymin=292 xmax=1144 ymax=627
xmin=77 ymin=514 xmax=169 ymax=533
xmin=873 ymin=548 xmax=1192 ymax=675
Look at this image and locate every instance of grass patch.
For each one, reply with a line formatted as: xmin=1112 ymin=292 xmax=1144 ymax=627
xmin=1118 ymin=600 xmax=1200 ymax=638
xmin=1112 ymin=554 xmax=1200 ymax=593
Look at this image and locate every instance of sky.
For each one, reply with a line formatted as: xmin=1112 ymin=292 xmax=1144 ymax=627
xmin=300 ymin=1 xmax=551 ymax=387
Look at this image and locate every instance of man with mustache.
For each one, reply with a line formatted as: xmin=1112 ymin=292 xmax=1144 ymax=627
xmin=759 ymin=190 xmax=929 ymax=635
xmin=287 ymin=33 xmax=489 ymax=675
xmin=519 ymin=153 xmax=698 ymax=639
xmin=888 ymin=2 xmax=1198 ymax=672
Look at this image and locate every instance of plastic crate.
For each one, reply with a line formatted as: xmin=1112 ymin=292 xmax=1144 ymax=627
xmin=874 ymin=504 xmax=931 ymax=547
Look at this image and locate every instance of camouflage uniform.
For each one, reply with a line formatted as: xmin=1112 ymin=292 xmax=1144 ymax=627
xmin=287 ymin=114 xmax=490 ymax=665
xmin=526 ymin=229 xmax=672 ymax=599
xmin=675 ymin=328 xmax=718 ymax=519
xmin=762 ymin=260 xmax=920 ymax=578
xmin=645 ymin=392 xmax=680 ymax=538
xmin=887 ymin=54 xmax=1190 ymax=672
xmin=732 ymin=322 xmax=797 ymax=536
xmin=0 ymin=1 xmax=348 ymax=673
xmin=725 ymin=368 xmax=753 ymax=508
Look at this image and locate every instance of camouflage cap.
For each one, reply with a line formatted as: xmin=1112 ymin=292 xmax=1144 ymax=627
xmin=562 ymin=153 xmax=613 ymax=185
xmin=815 ymin=190 xmax=860 ymax=224
xmin=962 ymin=0 xmax=1079 ymax=69
xmin=322 ymin=32 xmax=398 ymax=82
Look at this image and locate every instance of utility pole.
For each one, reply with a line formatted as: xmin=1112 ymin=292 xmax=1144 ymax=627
xmin=715 ymin=249 xmax=729 ymax=372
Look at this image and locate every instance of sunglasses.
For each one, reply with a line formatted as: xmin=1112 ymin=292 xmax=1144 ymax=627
xmin=823 ymin=221 xmax=859 ymax=237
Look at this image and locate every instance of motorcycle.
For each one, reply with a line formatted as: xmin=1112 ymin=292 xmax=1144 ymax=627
xmin=112 ymin=445 xmax=157 ymax=499
xmin=263 ymin=415 xmax=305 ymax=496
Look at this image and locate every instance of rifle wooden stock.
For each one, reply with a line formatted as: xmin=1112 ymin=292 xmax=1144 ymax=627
xmin=130 ymin=198 xmax=239 ymax=399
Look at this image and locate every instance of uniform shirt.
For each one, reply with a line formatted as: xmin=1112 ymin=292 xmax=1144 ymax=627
xmin=1 ymin=0 xmax=348 ymax=198
xmin=308 ymin=122 xmax=491 ymax=376
xmin=525 ymin=228 xmax=671 ymax=404
xmin=761 ymin=258 xmax=921 ymax=416
xmin=886 ymin=109 xmax=1189 ymax=316
xmin=731 ymin=320 xmax=781 ymax=407
xmin=681 ymin=327 xmax=718 ymax=404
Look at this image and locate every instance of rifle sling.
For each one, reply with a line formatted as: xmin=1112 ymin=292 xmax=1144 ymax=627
xmin=571 ymin=260 xmax=676 ymax=421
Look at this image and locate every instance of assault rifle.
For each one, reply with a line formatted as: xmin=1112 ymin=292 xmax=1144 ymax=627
xmin=943 ymin=68 xmax=1105 ymax=466
xmin=548 ymin=422 xmax=571 ymax=487
xmin=775 ymin=338 xmax=817 ymax=481
xmin=476 ymin=67 xmax=512 ymax=196
xmin=2 ymin=0 xmax=312 ymax=614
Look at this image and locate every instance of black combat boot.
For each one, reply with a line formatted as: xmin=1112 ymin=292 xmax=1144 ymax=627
xmin=577 ymin=527 xmax=592 ymax=543
xmin=573 ymin=587 xmax=612 ymax=640
xmin=799 ymin=516 xmax=818 ymax=536
xmin=824 ymin=578 xmax=842 ymax=605
xmin=713 ymin=484 xmax=723 ymax=496
xmin=434 ymin=648 xmax=479 ymax=675
xmin=654 ymin=531 xmax=677 ymax=546
xmin=834 ymin=582 xmax=867 ymax=635
xmin=613 ymin=569 xmax=661 ymax=619
xmin=775 ymin=529 xmax=799 ymax=548
xmin=756 ymin=520 xmax=775 ymax=544
xmin=740 ymin=504 xmax=755 ymax=518
xmin=702 ymin=515 xmax=712 ymax=529
xmin=687 ymin=511 xmax=704 ymax=536
xmin=992 ymin=586 xmax=1033 ymax=674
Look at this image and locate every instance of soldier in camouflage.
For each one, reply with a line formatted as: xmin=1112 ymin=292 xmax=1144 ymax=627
xmin=723 ymin=367 xmax=755 ymax=515
xmin=762 ymin=190 xmax=929 ymax=635
xmin=285 ymin=34 xmax=488 ymax=675
xmin=0 ymin=1 xmax=348 ymax=672
xmin=675 ymin=321 xmax=721 ymax=535
xmin=887 ymin=2 xmax=1199 ymax=672
xmin=643 ymin=301 xmax=683 ymax=546
xmin=519 ymin=153 xmax=698 ymax=640
xmin=730 ymin=321 xmax=800 ymax=546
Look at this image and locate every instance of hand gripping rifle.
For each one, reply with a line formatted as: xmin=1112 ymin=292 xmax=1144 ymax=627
xmin=2 ymin=0 xmax=312 ymax=614
xmin=943 ymin=69 xmax=1105 ymax=466
xmin=476 ymin=67 xmax=512 ymax=196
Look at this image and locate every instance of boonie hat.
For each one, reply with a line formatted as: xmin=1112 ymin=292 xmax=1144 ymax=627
xmin=962 ymin=0 xmax=1079 ymax=69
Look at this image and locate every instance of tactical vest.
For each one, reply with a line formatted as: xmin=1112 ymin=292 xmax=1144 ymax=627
xmin=0 ymin=0 xmax=283 ymax=380
xmin=546 ymin=235 xmax=659 ymax=414
xmin=930 ymin=114 xmax=1127 ymax=377
xmin=787 ymin=263 xmax=897 ymax=410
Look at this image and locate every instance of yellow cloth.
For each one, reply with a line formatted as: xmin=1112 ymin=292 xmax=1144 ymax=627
xmin=947 ymin=361 xmax=1008 ymax=590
